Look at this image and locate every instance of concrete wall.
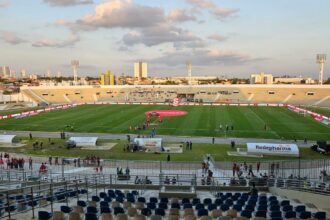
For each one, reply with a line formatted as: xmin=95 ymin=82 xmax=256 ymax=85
xmin=269 ymin=187 xmax=330 ymax=210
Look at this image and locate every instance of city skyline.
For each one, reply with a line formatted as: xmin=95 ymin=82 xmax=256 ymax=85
xmin=0 ymin=0 xmax=329 ymax=78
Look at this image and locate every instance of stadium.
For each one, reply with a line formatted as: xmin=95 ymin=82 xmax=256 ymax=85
xmin=0 ymin=84 xmax=329 ymax=220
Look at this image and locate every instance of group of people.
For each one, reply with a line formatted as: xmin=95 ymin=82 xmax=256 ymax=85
xmin=232 ymin=161 xmax=262 ymax=178
xmin=219 ymin=124 xmax=234 ymax=132
xmin=0 ymin=153 xmax=26 ymax=169
xmin=164 ymin=176 xmax=177 ymax=185
xmin=117 ymin=167 xmax=130 ymax=176
xmin=84 ymin=155 xmax=101 ymax=166
xmin=185 ymin=141 xmax=193 ymax=150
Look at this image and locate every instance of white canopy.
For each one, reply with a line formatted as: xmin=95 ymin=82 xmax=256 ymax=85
xmin=0 ymin=134 xmax=16 ymax=143
xmin=247 ymin=143 xmax=299 ymax=157
xmin=69 ymin=137 xmax=98 ymax=146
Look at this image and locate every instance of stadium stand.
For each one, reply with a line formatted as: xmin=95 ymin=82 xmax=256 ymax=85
xmin=20 ymin=85 xmax=330 ymax=107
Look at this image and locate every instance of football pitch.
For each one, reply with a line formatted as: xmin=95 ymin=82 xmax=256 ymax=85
xmin=0 ymin=104 xmax=329 ymax=140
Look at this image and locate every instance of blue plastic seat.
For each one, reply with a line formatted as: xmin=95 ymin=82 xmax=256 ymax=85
xmin=182 ymin=198 xmax=190 ymax=204
xmin=114 ymin=190 xmax=122 ymax=195
xmin=208 ymin=203 xmax=217 ymax=211
xmin=158 ymin=202 xmax=168 ymax=210
xmin=225 ymin=199 xmax=233 ymax=206
xmin=269 ymin=205 xmax=280 ymax=212
xmin=141 ymin=208 xmax=152 ymax=216
xmin=28 ymin=200 xmax=38 ymax=207
xmin=85 ymin=213 xmax=98 ymax=220
xmin=192 ymin=198 xmax=200 ymax=205
xmin=160 ymin=198 xmax=168 ymax=204
xmin=80 ymin=189 xmax=88 ymax=194
xmin=132 ymin=190 xmax=139 ymax=196
xmin=220 ymin=204 xmax=229 ymax=212
xmin=114 ymin=207 xmax=124 ymax=215
xmin=60 ymin=205 xmax=73 ymax=213
xmin=257 ymin=205 xmax=267 ymax=211
xmin=116 ymin=197 xmax=124 ymax=203
xmin=295 ymin=205 xmax=306 ymax=213
xmin=284 ymin=211 xmax=296 ymax=219
xmin=99 ymin=192 xmax=107 ymax=198
xmin=244 ymin=204 xmax=255 ymax=212
xmin=138 ymin=197 xmax=146 ymax=203
xmin=197 ymin=208 xmax=208 ymax=217
xmin=269 ymin=200 xmax=279 ymax=206
xmin=270 ymin=211 xmax=282 ymax=218
xmin=150 ymin=197 xmax=158 ymax=203
xmin=127 ymin=197 xmax=135 ymax=203
xmin=313 ymin=211 xmax=326 ymax=220
xmin=38 ymin=211 xmax=53 ymax=220
xmin=203 ymin=198 xmax=212 ymax=205
xmin=104 ymin=197 xmax=112 ymax=203
xmin=233 ymin=204 xmax=242 ymax=211
xmin=171 ymin=203 xmax=180 ymax=209
xmin=100 ymin=201 xmax=109 ymax=207
xmin=214 ymin=198 xmax=223 ymax=206
xmin=268 ymin=196 xmax=277 ymax=201
xmin=77 ymin=200 xmax=87 ymax=207
xmin=100 ymin=207 xmax=111 ymax=214
xmin=236 ymin=199 xmax=245 ymax=206
xmin=280 ymin=200 xmax=290 ymax=206
xmin=282 ymin=205 xmax=292 ymax=212
xmin=108 ymin=191 xmax=116 ymax=198
xmin=87 ymin=206 xmax=99 ymax=214
xmin=299 ymin=211 xmax=312 ymax=219
xmin=240 ymin=210 xmax=252 ymax=218
xmin=147 ymin=202 xmax=156 ymax=210
xmin=183 ymin=203 xmax=192 ymax=209
xmin=255 ymin=210 xmax=267 ymax=218
xmin=195 ymin=203 xmax=204 ymax=210
xmin=155 ymin=208 xmax=165 ymax=216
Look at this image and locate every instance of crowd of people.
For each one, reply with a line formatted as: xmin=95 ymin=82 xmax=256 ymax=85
xmin=0 ymin=153 xmax=26 ymax=169
xmin=232 ymin=161 xmax=264 ymax=178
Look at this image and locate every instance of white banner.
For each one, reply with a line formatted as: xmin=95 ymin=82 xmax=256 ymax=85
xmin=247 ymin=143 xmax=299 ymax=157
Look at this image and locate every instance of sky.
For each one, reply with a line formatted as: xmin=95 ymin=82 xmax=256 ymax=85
xmin=0 ymin=0 xmax=329 ymax=78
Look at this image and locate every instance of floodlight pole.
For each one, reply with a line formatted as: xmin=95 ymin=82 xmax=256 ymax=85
xmin=316 ymin=54 xmax=326 ymax=85
xmin=71 ymin=60 xmax=79 ymax=85
xmin=186 ymin=61 xmax=192 ymax=85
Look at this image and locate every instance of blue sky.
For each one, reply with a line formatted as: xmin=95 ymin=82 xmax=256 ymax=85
xmin=0 ymin=0 xmax=329 ymax=78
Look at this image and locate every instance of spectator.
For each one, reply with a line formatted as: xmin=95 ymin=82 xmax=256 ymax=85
xmin=249 ymin=182 xmax=258 ymax=195
xmin=167 ymin=154 xmax=171 ymax=162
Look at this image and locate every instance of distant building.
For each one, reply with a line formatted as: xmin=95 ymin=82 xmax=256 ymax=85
xmin=250 ymin=72 xmax=273 ymax=84
xmin=21 ymin=69 xmax=27 ymax=78
xmin=134 ymin=61 xmax=148 ymax=79
xmin=2 ymin=66 xmax=10 ymax=78
xmin=274 ymin=77 xmax=315 ymax=84
xmin=100 ymin=70 xmax=115 ymax=85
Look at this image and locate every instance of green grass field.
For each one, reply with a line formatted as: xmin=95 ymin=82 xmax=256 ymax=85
xmin=3 ymin=137 xmax=328 ymax=161
xmin=0 ymin=104 xmax=329 ymax=140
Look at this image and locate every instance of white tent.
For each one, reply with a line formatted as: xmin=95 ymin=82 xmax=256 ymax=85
xmin=69 ymin=137 xmax=98 ymax=146
xmin=0 ymin=134 xmax=16 ymax=143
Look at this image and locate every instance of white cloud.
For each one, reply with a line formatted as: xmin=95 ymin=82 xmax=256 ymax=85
xmin=59 ymin=0 xmax=165 ymax=32
xmin=185 ymin=0 xmax=215 ymax=9
xmin=208 ymin=34 xmax=228 ymax=42
xmin=152 ymin=48 xmax=252 ymax=66
xmin=185 ymin=0 xmax=239 ymax=21
xmin=57 ymin=0 xmax=203 ymax=47
xmin=212 ymin=8 xmax=239 ymax=21
xmin=122 ymin=25 xmax=203 ymax=47
xmin=168 ymin=9 xmax=196 ymax=23
xmin=43 ymin=0 xmax=93 ymax=7
xmin=32 ymin=34 xmax=79 ymax=48
xmin=1 ymin=31 xmax=27 ymax=45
